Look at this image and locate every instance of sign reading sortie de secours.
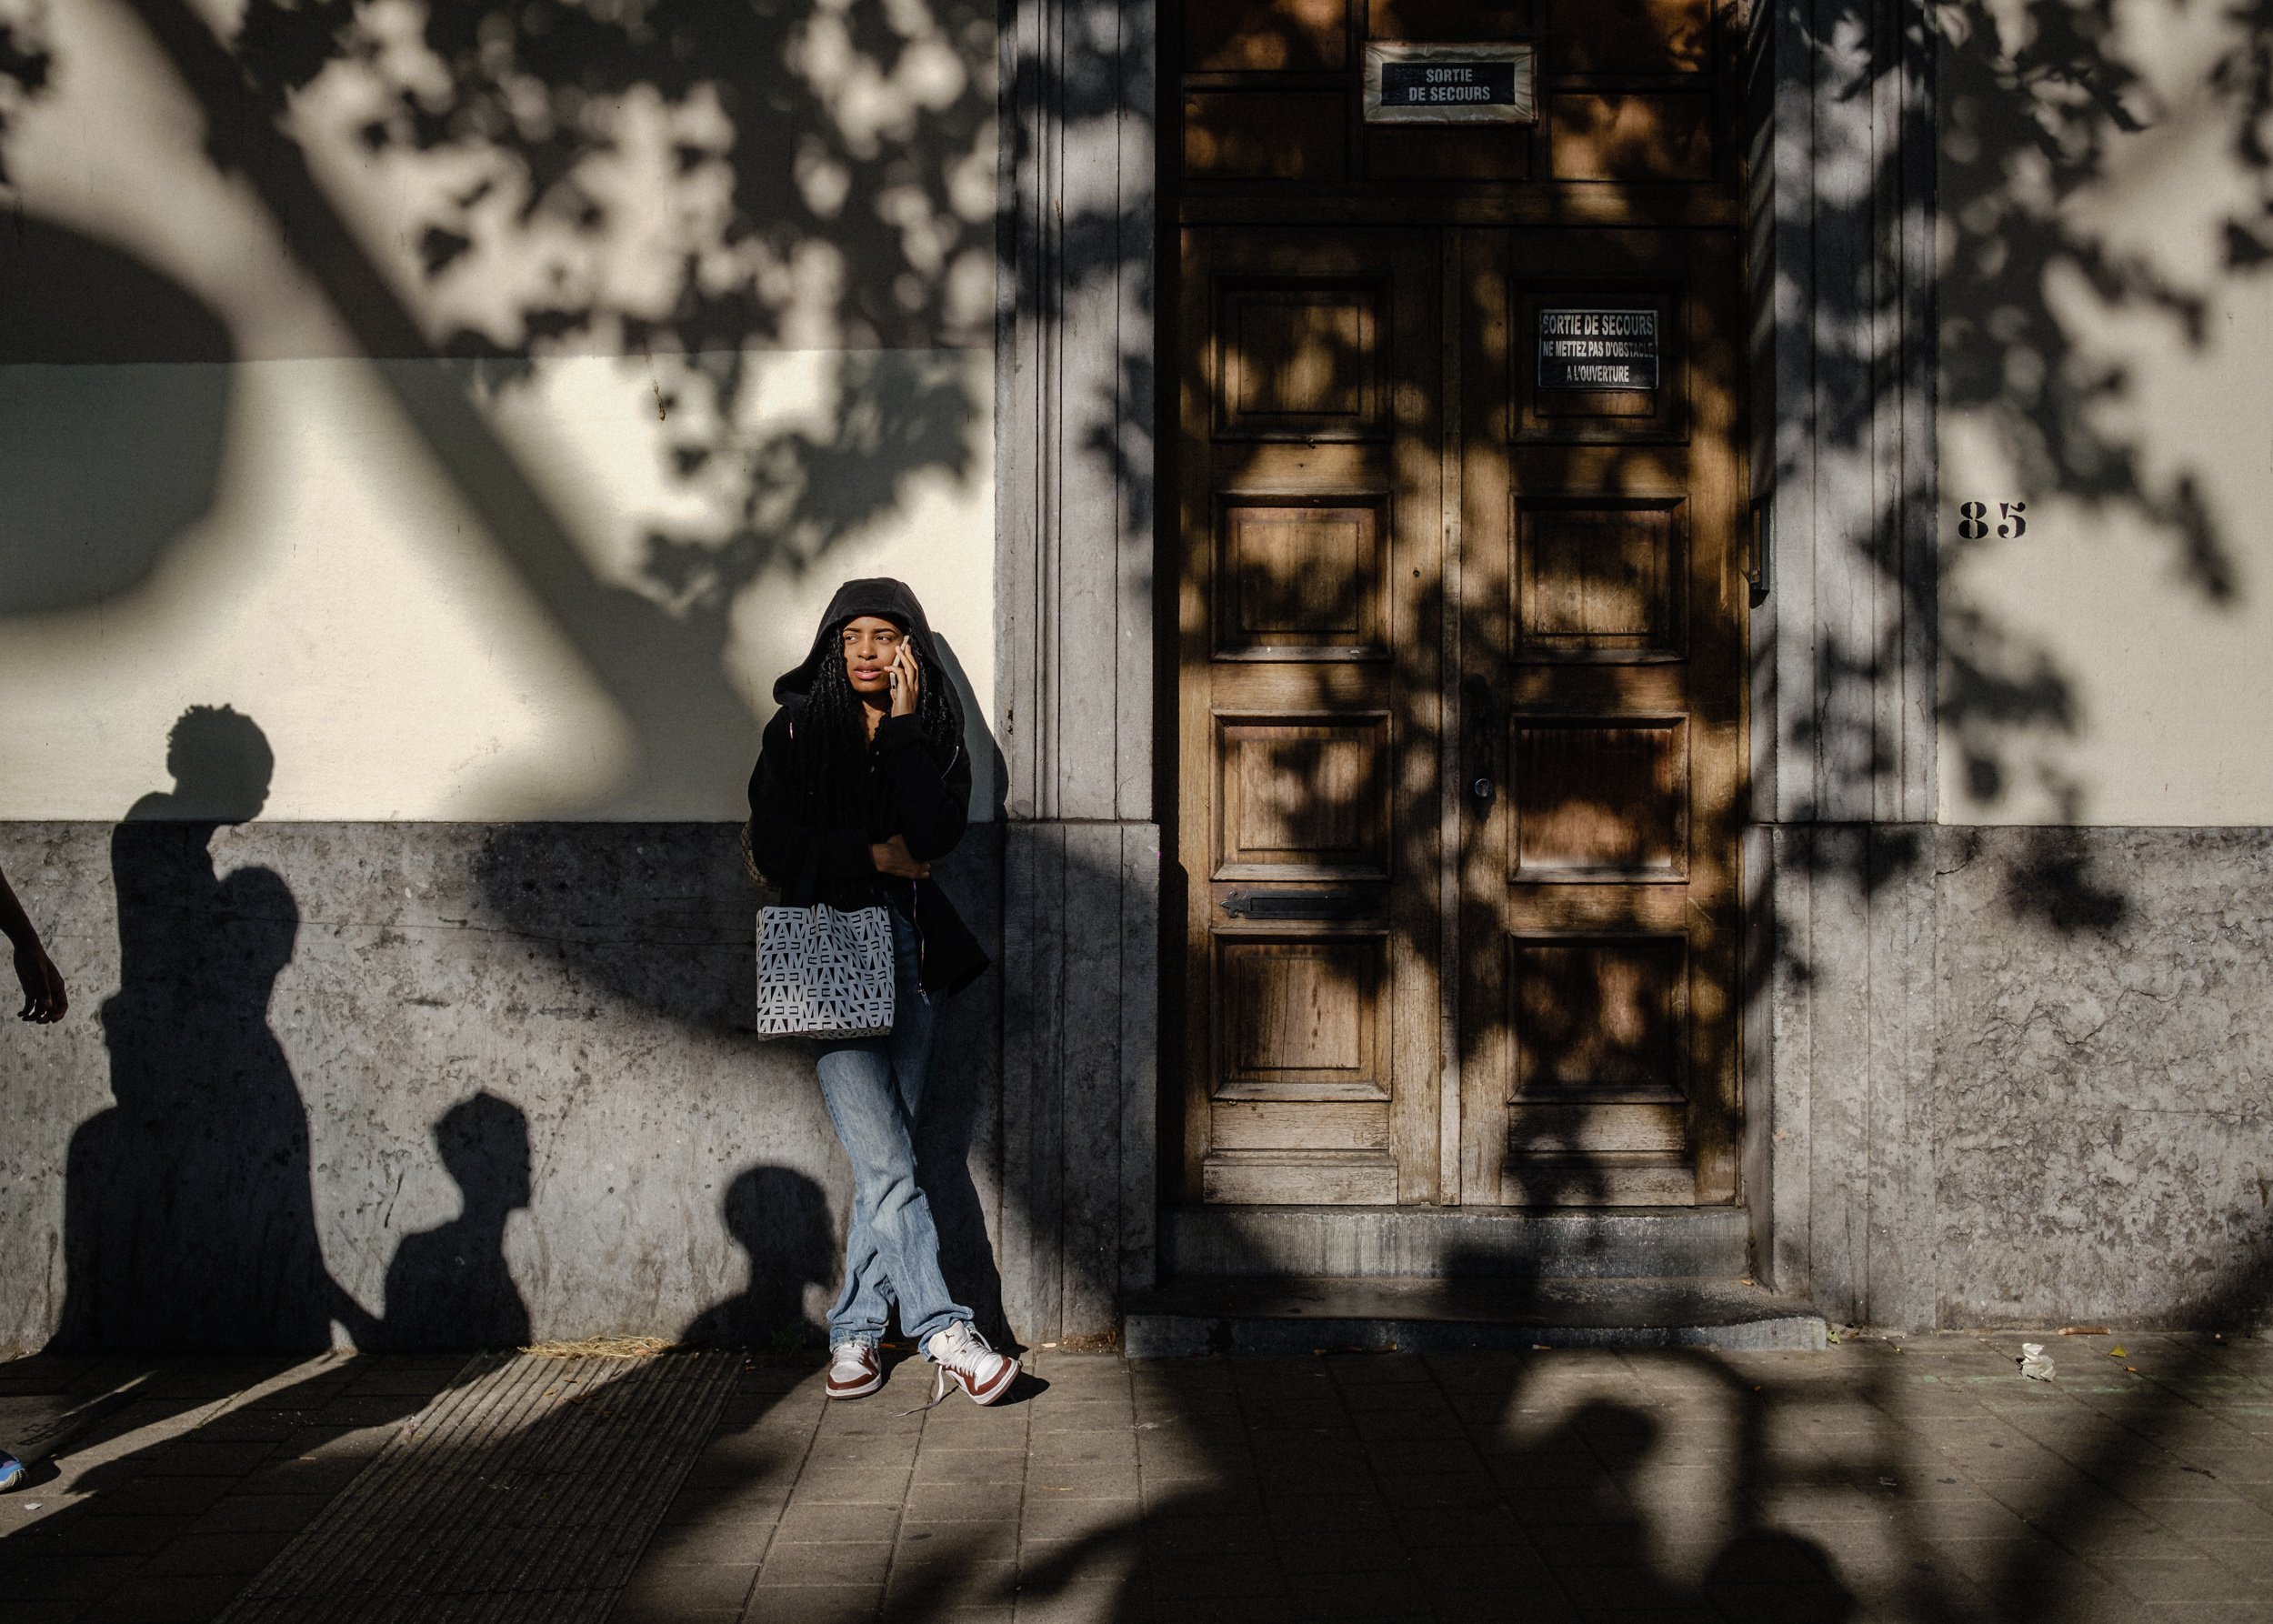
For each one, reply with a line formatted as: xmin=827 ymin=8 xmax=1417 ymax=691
xmin=1537 ymin=309 xmax=1661 ymax=391
xmin=1363 ymin=42 xmax=1538 ymax=125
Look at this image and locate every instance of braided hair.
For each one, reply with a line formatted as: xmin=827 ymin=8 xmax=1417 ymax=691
xmin=794 ymin=624 xmax=962 ymax=827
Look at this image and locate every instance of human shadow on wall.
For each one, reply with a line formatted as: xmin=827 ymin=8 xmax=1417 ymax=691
xmin=366 ymin=1091 xmax=534 ymax=1351
xmin=678 ymin=990 xmax=1009 ymax=1352
xmin=679 ymin=1165 xmax=835 ymax=1347
xmin=54 ymin=706 xmax=373 ymax=1351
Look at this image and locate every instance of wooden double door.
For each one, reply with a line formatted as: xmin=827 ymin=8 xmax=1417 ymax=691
xmin=1177 ymin=223 xmax=1745 ymax=1207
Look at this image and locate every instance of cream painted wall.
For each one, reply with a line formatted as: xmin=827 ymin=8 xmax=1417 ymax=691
xmin=1938 ymin=0 xmax=2273 ymax=826
xmin=0 ymin=0 xmax=997 ymax=822
xmin=0 ymin=351 xmax=995 ymax=820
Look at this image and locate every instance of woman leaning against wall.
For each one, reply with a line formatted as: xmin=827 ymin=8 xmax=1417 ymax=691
xmin=744 ymin=578 xmax=1013 ymax=1407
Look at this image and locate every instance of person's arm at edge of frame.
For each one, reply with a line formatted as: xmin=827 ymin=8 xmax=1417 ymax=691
xmin=0 ymin=859 xmax=68 ymax=1024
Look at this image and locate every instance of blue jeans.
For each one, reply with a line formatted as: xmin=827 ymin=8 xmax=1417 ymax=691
xmin=815 ymin=910 xmax=970 ymax=1348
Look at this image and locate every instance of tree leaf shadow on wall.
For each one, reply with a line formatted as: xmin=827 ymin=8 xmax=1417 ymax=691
xmin=1 ymin=5 xmax=2264 ymax=1617
xmin=0 ymin=0 xmax=2244 ymax=1236
xmin=1784 ymin=0 xmax=2273 ymax=1609
xmin=0 ymin=0 xmax=996 ymax=822
xmin=1923 ymin=0 xmax=2261 ymax=842
xmin=0 ymin=0 xmax=2248 ymax=1294
xmin=0 ymin=10 xmax=46 ymax=186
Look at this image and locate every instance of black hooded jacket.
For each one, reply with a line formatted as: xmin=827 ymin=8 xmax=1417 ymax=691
xmin=745 ymin=577 xmax=988 ymax=997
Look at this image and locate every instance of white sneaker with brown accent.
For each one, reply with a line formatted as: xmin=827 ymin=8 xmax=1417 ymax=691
xmin=826 ymin=1339 xmax=883 ymax=1399
xmin=923 ymin=1320 xmax=1016 ymax=1407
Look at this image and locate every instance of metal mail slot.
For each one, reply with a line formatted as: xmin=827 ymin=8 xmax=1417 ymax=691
xmin=1222 ymin=890 xmax=1377 ymax=921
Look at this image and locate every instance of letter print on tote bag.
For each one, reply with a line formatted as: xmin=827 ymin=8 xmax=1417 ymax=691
xmin=756 ymin=904 xmax=896 ymax=1039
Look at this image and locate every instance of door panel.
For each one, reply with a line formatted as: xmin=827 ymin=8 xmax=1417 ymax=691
xmin=1456 ymin=226 xmax=1744 ymax=1205
xmin=1216 ymin=500 xmax=1389 ymax=658
xmin=1515 ymin=498 xmax=1686 ymax=659
xmin=1179 ymin=227 xmax=1443 ymax=1206
xmin=1509 ymin=717 xmax=1688 ymax=880
xmin=1215 ymin=715 xmax=1392 ymax=878
xmin=1171 ymin=0 xmax=1746 ymax=1211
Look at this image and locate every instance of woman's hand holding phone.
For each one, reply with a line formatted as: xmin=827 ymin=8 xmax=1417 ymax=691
xmin=870 ymin=643 xmax=926 ymax=875
xmin=888 ymin=643 xmax=919 ymax=717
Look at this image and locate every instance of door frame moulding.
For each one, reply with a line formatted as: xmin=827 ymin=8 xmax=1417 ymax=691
xmin=995 ymin=0 xmax=1162 ymax=1347
xmin=989 ymin=0 xmax=1943 ymax=1333
xmin=1161 ymin=9 xmax=1762 ymax=1220
xmin=1741 ymin=0 xmax=1940 ymax=1324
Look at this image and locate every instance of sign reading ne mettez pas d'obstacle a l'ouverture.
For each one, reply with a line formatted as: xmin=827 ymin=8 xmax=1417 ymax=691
xmin=1537 ymin=308 xmax=1660 ymax=391
xmin=1363 ymin=41 xmax=1538 ymax=125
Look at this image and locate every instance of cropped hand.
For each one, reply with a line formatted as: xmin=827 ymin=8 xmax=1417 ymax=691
xmin=14 ymin=941 xmax=66 ymax=1023
xmin=889 ymin=643 xmax=919 ymax=718
xmin=869 ymin=834 xmax=931 ymax=879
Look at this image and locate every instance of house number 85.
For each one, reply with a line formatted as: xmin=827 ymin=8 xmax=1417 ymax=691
xmin=1957 ymin=500 xmax=2028 ymax=540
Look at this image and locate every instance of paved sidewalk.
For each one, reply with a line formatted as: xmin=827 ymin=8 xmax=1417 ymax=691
xmin=7 ymin=1332 xmax=2273 ymax=1622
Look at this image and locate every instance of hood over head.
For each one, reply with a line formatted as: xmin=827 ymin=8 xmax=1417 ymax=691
xmin=773 ymin=576 xmax=964 ymax=735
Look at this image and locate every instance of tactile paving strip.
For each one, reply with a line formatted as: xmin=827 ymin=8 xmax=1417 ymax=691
xmin=216 ymin=1349 xmax=740 ymax=1624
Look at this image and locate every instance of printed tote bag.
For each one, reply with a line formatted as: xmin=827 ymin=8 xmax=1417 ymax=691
xmin=756 ymin=904 xmax=896 ymax=1039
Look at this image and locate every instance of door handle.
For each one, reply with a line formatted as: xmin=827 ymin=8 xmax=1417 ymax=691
xmin=1461 ymin=675 xmax=1498 ymax=809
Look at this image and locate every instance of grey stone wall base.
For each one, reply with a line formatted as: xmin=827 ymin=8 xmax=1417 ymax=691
xmin=0 ymin=807 xmax=1174 ymax=1357
xmin=999 ymin=819 xmax=1159 ymax=1346
xmin=1763 ymin=823 xmax=2273 ymax=1332
xmin=1767 ymin=823 xmax=1938 ymax=1330
xmin=0 ymin=821 xmax=1006 ymax=1356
